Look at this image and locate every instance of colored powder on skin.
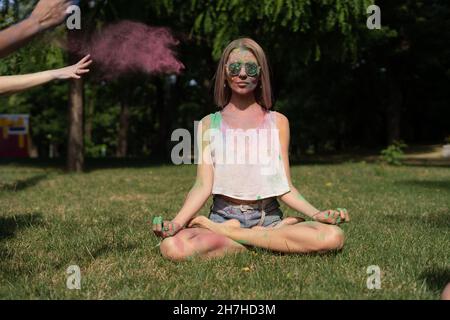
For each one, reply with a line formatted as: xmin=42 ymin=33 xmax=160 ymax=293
xmin=317 ymin=232 xmax=327 ymax=241
xmin=235 ymin=239 xmax=248 ymax=245
xmin=186 ymin=249 xmax=200 ymax=261
xmin=68 ymin=20 xmax=184 ymax=80
xmin=246 ymin=78 xmax=258 ymax=91
xmin=296 ymin=193 xmax=306 ymax=201
xmin=193 ymin=178 xmax=203 ymax=189
xmin=174 ymin=237 xmax=185 ymax=253
xmin=302 ymin=221 xmax=316 ymax=226
xmin=210 ymin=112 xmax=221 ymax=130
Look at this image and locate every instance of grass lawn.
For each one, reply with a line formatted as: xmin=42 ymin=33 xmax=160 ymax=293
xmin=0 ymin=161 xmax=449 ymax=299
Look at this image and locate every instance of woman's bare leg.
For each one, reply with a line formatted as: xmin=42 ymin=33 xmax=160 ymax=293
xmin=160 ymin=219 xmax=246 ymax=261
xmin=189 ymin=217 xmax=345 ymax=254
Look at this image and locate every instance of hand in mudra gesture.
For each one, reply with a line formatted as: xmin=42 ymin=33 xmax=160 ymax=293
xmin=152 ymin=216 xmax=183 ymax=239
xmin=312 ymin=208 xmax=350 ymax=225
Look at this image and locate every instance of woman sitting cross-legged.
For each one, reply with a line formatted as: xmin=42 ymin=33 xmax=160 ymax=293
xmin=152 ymin=38 xmax=350 ymax=261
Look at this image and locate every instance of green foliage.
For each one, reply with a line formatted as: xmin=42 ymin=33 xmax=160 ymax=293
xmin=188 ymin=0 xmax=373 ymax=61
xmin=1 ymin=0 xmax=448 ymax=158
xmin=85 ymin=138 xmax=107 ymax=158
xmin=380 ymin=140 xmax=408 ymax=166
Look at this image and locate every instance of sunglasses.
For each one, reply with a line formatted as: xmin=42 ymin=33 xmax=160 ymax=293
xmin=226 ymin=61 xmax=261 ymax=77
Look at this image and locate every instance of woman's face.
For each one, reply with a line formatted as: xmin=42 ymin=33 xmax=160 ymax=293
xmin=225 ymin=48 xmax=260 ymax=96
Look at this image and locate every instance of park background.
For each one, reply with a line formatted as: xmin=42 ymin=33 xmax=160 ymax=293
xmin=0 ymin=0 xmax=449 ymax=299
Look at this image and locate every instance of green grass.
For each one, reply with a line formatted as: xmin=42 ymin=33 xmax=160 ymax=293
xmin=0 ymin=161 xmax=449 ymax=299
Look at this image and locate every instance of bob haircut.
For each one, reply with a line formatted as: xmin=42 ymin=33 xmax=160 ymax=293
xmin=214 ymin=38 xmax=273 ymax=110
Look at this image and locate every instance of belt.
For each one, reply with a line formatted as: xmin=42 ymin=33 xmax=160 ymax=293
xmin=213 ymin=195 xmax=272 ymax=226
xmin=215 ymin=194 xmax=274 ymax=206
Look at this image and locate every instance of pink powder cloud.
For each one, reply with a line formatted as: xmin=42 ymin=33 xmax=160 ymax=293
xmin=69 ymin=20 xmax=184 ymax=79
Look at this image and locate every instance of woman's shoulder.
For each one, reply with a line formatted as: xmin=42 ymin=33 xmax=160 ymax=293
xmin=198 ymin=110 xmax=222 ymax=129
xmin=270 ymin=110 xmax=289 ymax=129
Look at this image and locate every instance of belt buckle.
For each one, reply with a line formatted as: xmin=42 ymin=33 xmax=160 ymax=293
xmin=239 ymin=204 xmax=254 ymax=213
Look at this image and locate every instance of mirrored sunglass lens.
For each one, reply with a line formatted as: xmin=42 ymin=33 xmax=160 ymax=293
xmin=245 ymin=63 xmax=259 ymax=76
xmin=228 ymin=63 xmax=241 ymax=75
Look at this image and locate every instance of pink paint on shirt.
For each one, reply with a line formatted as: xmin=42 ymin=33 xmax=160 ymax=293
xmin=69 ymin=20 xmax=184 ymax=79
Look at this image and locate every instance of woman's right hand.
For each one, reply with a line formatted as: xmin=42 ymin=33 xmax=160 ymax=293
xmin=53 ymin=55 xmax=92 ymax=80
xmin=152 ymin=219 xmax=183 ymax=239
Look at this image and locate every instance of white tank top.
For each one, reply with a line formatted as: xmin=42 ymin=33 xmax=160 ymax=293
xmin=208 ymin=110 xmax=290 ymax=200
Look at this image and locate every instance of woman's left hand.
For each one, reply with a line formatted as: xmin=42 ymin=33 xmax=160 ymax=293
xmin=312 ymin=208 xmax=350 ymax=225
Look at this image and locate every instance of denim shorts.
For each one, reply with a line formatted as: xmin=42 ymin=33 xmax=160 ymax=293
xmin=209 ymin=195 xmax=283 ymax=228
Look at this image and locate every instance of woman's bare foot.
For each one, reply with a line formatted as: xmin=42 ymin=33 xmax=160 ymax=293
xmin=222 ymin=219 xmax=241 ymax=228
xmin=275 ymin=216 xmax=305 ymax=228
xmin=188 ymin=215 xmax=230 ymax=235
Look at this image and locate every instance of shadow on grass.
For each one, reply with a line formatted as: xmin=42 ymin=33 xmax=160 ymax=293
xmin=396 ymin=180 xmax=450 ymax=191
xmin=0 ymin=157 xmax=170 ymax=171
xmin=403 ymin=161 xmax=450 ymax=168
xmin=419 ymin=267 xmax=450 ymax=293
xmin=0 ymin=174 xmax=48 ymax=192
xmin=0 ymin=213 xmax=44 ymax=241
xmin=384 ymin=210 xmax=450 ymax=230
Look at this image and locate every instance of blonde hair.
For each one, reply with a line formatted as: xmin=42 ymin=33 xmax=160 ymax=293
xmin=214 ymin=38 xmax=272 ymax=109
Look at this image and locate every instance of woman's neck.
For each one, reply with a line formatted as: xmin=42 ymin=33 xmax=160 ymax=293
xmin=228 ymin=93 xmax=258 ymax=111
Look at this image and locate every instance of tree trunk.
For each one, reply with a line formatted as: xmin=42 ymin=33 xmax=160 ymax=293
xmin=116 ymin=100 xmax=130 ymax=158
xmin=67 ymin=78 xmax=84 ymax=172
xmin=84 ymin=88 xmax=95 ymax=143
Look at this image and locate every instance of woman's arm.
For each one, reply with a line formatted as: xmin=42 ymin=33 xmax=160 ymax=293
xmin=0 ymin=0 xmax=71 ymax=58
xmin=275 ymin=112 xmax=349 ymax=224
xmin=153 ymin=115 xmax=214 ymax=237
xmin=275 ymin=112 xmax=321 ymax=218
xmin=0 ymin=55 xmax=91 ymax=96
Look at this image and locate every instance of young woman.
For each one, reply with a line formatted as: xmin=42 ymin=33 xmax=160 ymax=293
xmin=0 ymin=54 xmax=92 ymax=96
xmin=153 ymin=38 xmax=350 ymax=261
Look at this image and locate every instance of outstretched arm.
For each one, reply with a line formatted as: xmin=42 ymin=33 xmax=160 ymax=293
xmin=0 ymin=0 xmax=71 ymax=58
xmin=275 ymin=112 xmax=350 ymax=224
xmin=0 ymin=55 xmax=91 ymax=96
xmin=153 ymin=115 xmax=215 ymax=238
